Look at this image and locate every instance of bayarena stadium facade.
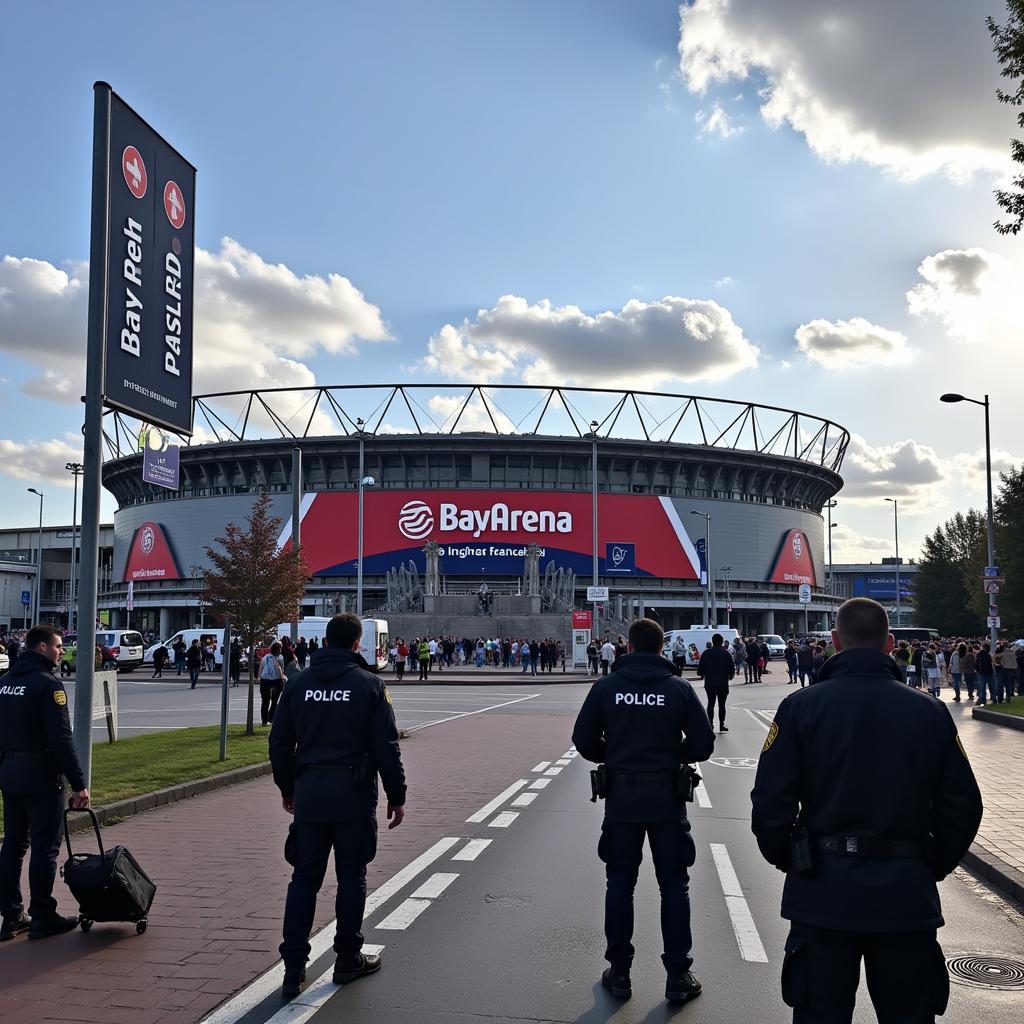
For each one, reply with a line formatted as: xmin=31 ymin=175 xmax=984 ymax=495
xmin=100 ymin=384 xmax=849 ymax=639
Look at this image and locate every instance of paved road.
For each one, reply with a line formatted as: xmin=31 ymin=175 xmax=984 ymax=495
xmin=203 ymin=677 xmax=1024 ymax=1024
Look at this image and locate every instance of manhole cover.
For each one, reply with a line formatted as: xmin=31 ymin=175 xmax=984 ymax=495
xmin=946 ymin=953 xmax=1024 ymax=990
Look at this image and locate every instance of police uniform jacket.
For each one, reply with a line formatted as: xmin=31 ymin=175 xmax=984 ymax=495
xmin=697 ymin=646 xmax=734 ymax=687
xmin=0 ymin=651 xmax=86 ymax=795
xmin=750 ymin=648 xmax=983 ymax=932
xmin=572 ymin=652 xmax=715 ymax=822
xmin=269 ymin=647 xmax=406 ymax=822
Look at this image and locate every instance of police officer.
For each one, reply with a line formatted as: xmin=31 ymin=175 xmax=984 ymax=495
xmin=697 ymin=632 xmax=734 ymax=733
xmin=572 ymin=618 xmax=715 ymax=1005
xmin=269 ymin=613 xmax=407 ymax=1000
xmin=751 ymin=598 xmax=983 ymax=1023
xmin=0 ymin=625 xmax=89 ymax=942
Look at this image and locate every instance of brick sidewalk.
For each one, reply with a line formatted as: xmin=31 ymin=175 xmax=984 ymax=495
xmin=0 ymin=712 xmax=576 ymax=1024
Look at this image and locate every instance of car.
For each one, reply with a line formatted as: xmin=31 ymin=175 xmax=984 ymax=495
xmin=0 ymin=648 xmax=9 ymax=676
xmin=757 ymin=634 xmax=787 ymax=659
xmin=95 ymin=630 xmax=145 ymax=672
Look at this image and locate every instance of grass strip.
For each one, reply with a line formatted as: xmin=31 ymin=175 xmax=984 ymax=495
xmin=1 ymin=725 xmax=270 ymax=835
xmin=979 ymin=697 xmax=1024 ymax=719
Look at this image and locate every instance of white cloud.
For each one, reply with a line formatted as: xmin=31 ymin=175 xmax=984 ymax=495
xmin=421 ymin=294 xmax=759 ymax=388
xmin=696 ymin=101 xmax=742 ymax=138
xmin=678 ymin=0 xmax=1012 ymax=179
xmin=0 ymin=435 xmax=83 ymax=488
xmin=907 ymin=247 xmax=1022 ymax=346
xmin=839 ymin=434 xmax=943 ymax=507
xmin=795 ymin=316 xmax=911 ymax=369
xmin=830 ymin=524 xmax=896 ymax=563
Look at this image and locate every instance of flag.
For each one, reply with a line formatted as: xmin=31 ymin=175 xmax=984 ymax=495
xmin=126 ymin=580 xmax=134 ymax=611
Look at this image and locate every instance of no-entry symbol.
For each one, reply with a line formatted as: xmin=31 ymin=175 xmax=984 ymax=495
xmin=163 ymin=180 xmax=186 ymax=229
xmin=122 ymin=145 xmax=147 ymax=198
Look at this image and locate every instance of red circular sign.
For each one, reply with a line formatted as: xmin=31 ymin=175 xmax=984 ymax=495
xmin=163 ymin=180 xmax=186 ymax=229
xmin=122 ymin=146 xmax=147 ymax=199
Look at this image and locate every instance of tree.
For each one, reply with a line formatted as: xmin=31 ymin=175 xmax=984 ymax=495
xmin=994 ymin=464 xmax=1024 ymax=632
xmin=202 ymin=493 xmax=310 ymax=735
xmin=989 ymin=1 xmax=1024 ymax=234
xmin=913 ymin=517 xmax=986 ymax=636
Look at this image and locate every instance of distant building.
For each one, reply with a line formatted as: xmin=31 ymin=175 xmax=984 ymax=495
xmin=829 ymin=559 xmax=918 ymax=625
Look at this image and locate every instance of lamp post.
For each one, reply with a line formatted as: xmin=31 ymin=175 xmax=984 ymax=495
xmin=720 ymin=566 xmax=732 ymax=627
xmin=884 ymin=498 xmax=901 ymax=627
xmin=66 ymin=463 xmax=83 ymax=632
xmin=355 ymin=419 xmax=375 ymax=617
xmin=188 ymin=563 xmax=204 ymax=628
xmin=940 ymin=393 xmax=998 ymax=649
xmin=27 ymin=488 xmax=44 ymax=625
xmin=690 ymin=510 xmax=713 ymax=626
xmin=586 ymin=421 xmax=600 ymax=639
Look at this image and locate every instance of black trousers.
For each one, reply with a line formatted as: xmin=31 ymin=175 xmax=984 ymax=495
xmin=782 ymin=923 xmax=948 ymax=1024
xmin=260 ymin=680 xmax=282 ymax=724
xmin=705 ymin=681 xmax=728 ymax=727
xmin=598 ymin=817 xmax=696 ymax=972
xmin=0 ymin=788 xmax=64 ymax=919
xmin=280 ymin=816 xmax=377 ymax=968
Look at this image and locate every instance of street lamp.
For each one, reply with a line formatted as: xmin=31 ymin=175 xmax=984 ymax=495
xmin=27 ymin=488 xmax=44 ymax=625
xmin=66 ymin=462 xmax=83 ymax=632
xmin=690 ymin=510 xmax=714 ymax=626
xmin=355 ymin=418 xmax=375 ymax=617
xmin=940 ymin=393 xmax=998 ymax=649
xmin=188 ymin=563 xmax=205 ymax=628
xmin=720 ymin=566 xmax=732 ymax=627
xmin=884 ymin=499 xmax=901 ymax=627
xmin=587 ymin=420 xmax=600 ymax=637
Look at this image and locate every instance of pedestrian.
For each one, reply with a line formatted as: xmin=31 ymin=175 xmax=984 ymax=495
xmin=949 ymin=643 xmax=965 ymax=702
xmin=759 ymin=639 xmax=771 ymax=676
xmin=697 ymin=632 xmax=735 ymax=733
xmin=296 ymin=637 xmax=308 ymax=670
xmin=734 ymin=638 xmax=749 ymax=683
xmin=746 ymin=636 xmax=762 ymax=683
xmin=152 ymin=643 xmax=168 ymax=678
xmin=810 ymin=643 xmax=826 ymax=684
xmin=259 ymin=641 xmax=286 ymax=725
xmin=204 ymin=638 xmax=217 ymax=673
xmin=893 ymin=642 xmax=911 ymax=683
xmin=600 ymin=637 xmax=615 ymax=676
xmin=281 ymin=637 xmax=300 ymax=680
xmin=520 ymin=640 xmax=532 ymax=674
xmin=587 ymin=638 xmax=599 ymax=675
xmin=395 ymin=639 xmax=407 ymax=681
xmin=996 ymin=643 xmax=1017 ymax=703
xmin=671 ymin=633 xmax=687 ymax=676
xmin=751 ymin=598 xmax=983 ymax=1024
xmin=186 ymin=638 xmax=203 ymax=689
xmin=910 ymin=641 xmax=925 ymax=689
xmin=961 ymin=645 xmax=977 ymax=701
xmin=269 ymin=614 xmax=407 ymax=999
xmin=784 ymin=641 xmax=799 ymax=684
xmin=572 ymin=618 xmax=716 ymax=1005
xmin=173 ymin=636 xmax=186 ymax=675
xmin=229 ymin=639 xmax=242 ymax=687
xmin=796 ymin=640 xmax=813 ymax=687
xmin=976 ymin=642 xmax=994 ymax=706
xmin=418 ymin=639 xmax=430 ymax=680
xmin=0 ymin=625 xmax=90 ymax=941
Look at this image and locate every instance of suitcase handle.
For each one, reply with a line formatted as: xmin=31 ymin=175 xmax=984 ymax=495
xmin=63 ymin=807 xmax=105 ymax=861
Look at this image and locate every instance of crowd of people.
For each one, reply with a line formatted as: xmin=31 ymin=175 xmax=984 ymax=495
xmin=384 ymin=636 xmax=568 ymax=679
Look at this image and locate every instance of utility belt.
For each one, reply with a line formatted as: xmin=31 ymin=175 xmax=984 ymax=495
xmin=0 ymin=750 xmax=46 ymax=760
xmin=589 ymin=763 xmax=701 ymax=804
xmin=298 ymin=753 xmax=374 ymax=788
xmin=790 ymin=829 xmax=927 ymax=875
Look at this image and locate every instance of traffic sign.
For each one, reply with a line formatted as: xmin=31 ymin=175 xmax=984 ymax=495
xmin=20 ymin=590 xmax=30 ymax=606
xmin=984 ymin=566 xmax=1000 ymax=578
xmin=988 ymin=604 xmax=999 ymax=618
xmin=726 ymin=602 xmax=733 ymax=612
xmin=587 ymin=586 xmax=609 ymax=602
xmin=988 ymin=616 xmax=1001 ymax=628
xmin=798 ymin=583 xmax=812 ymax=604
xmin=983 ymin=580 xmax=1002 ymax=594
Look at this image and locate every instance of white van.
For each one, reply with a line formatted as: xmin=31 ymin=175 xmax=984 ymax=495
xmin=274 ymin=617 xmax=391 ymax=672
xmin=145 ymin=629 xmax=228 ymax=668
xmin=664 ymin=626 xmax=739 ymax=667
xmin=97 ymin=629 xmax=146 ymax=672
xmin=757 ymin=634 xmax=787 ymax=659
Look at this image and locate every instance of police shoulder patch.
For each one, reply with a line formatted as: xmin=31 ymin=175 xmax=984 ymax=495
xmin=762 ymin=721 xmax=779 ymax=753
xmin=955 ymin=733 xmax=969 ymax=762
xmin=384 ymin=686 xmax=393 ymax=706
xmin=53 ymin=689 xmax=68 ymax=706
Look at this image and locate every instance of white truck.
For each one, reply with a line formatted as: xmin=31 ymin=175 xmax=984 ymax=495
xmin=275 ymin=617 xmax=390 ymax=672
xmin=664 ymin=626 xmax=740 ymax=667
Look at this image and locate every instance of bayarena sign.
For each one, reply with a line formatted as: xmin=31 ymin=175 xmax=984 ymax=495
xmin=278 ymin=490 xmax=703 ymax=578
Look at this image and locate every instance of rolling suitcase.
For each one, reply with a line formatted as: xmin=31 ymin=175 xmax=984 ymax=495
xmin=61 ymin=808 xmax=156 ymax=934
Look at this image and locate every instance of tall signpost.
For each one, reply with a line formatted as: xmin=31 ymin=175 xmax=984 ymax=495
xmin=75 ymin=83 xmax=195 ymax=786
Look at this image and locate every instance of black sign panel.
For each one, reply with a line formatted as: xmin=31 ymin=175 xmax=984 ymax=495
xmin=102 ymin=92 xmax=195 ymax=434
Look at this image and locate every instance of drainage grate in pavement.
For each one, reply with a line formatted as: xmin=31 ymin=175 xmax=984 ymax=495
xmin=947 ymin=953 xmax=1024 ymax=990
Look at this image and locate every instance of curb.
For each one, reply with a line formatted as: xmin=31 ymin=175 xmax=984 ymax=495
xmin=961 ymin=845 xmax=1024 ymax=907
xmin=971 ymin=707 xmax=1024 ymax=731
xmin=66 ymin=761 xmax=274 ymax=834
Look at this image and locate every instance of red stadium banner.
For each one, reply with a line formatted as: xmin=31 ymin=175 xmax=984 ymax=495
xmin=123 ymin=521 xmax=182 ymax=581
xmin=767 ymin=528 xmax=817 ymax=587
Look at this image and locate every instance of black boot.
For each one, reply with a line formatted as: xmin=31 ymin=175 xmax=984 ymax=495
xmin=281 ymin=964 xmax=306 ymax=999
xmin=333 ymin=951 xmax=383 ymax=984
xmin=601 ymin=965 xmax=632 ymax=999
xmin=0 ymin=912 xmax=31 ymax=941
xmin=666 ymin=969 xmax=703 ymax=1004
xmin=27 ymin=913 xmax=78 ymax=940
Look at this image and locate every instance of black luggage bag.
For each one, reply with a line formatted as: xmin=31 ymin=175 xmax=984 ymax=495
xmin=61 ymin=808 xmax=156 ymax=933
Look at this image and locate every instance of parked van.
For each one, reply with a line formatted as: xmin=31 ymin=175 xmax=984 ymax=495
xmin=664 ymin=626 xmax=739 ymax=667
xmin=144 ymin=629 xmax=228 ymax=668
xmin=757 ymin=634 xmax=787 ymax=659
xmin=96 ymin=629 xmax=146 ymax=672
xmin=274 ymin=617 xmax=390 ymax=672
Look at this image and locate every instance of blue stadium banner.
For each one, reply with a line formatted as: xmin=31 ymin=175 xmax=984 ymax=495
xmin=695 ymin=537 xmax=708 ymax=586
xmin=142 ymin=439 xmax=180 ymax=491
xmin=605 ymin=542 xmax=636 ymax=575
xmin=101 ymin=90 xmax=196 ymax=435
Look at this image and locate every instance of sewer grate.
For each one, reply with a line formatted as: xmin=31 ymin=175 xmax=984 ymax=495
xmin=946 ymin=954 xmax=1024 ymax=990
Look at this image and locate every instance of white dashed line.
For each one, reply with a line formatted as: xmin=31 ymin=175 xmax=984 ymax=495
xmin=543 ymin=766 xmax=563 ymax=776
xmin=710 ymin=843 xmax=768 ymax=963
xmin=465 ymin=780 xmax=529 ymax=823
xmin=405 ymin=693 xmax=541 ymax=733
xmin=410 ymin=872 xmax=459 ymax=899
xmin=452 ymin=839 xmax=492 ymax=861
xmin=375 ymin=897 xmax=432 ymax=930
xmin=529 ymin=778 xmax=552 ymax=790
xmin=744 ymin=708 xmax=770 ymax=731
xmin=489 ymin=811 xmax=519 ymax=828
xmin=532 ymin=761 xmax=551 ymax=772
xmin=555 ymin=758 xmax=571 ymax=766
xmin=511 ymin=792 xmax=538 ymax=807
xmin=695 ymin=774 xmax=713 ymax=808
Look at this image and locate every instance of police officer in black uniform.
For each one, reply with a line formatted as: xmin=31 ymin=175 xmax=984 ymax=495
xmin=697 ymin=632 xmax=735 ymax=733
xmin=751 ymin=598 xmax=983 ymax=1023
xmin=269 ymin=613 xmax=407 ymax=1000
xmin=572 ymin=618 xmax=715 ymax=1005
xmin=0 ymin=625 xmax=90 ymax=941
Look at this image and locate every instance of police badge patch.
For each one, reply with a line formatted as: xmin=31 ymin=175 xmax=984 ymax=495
xmin=53 ymin=690 xmax=68 ymax=706
xmin=762 ymin=721 xmax=779 ymax=752
xmin=384 ymin=686 xmax=393 ymax=706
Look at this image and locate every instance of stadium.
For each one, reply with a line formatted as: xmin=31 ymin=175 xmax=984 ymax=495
xmin=100 ymin=384 xmax=849 ymax=640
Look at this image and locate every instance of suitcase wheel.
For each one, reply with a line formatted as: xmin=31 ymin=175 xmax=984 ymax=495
xmin=136 ymin=920 xmax=148 ymax=934
xmin=80 ymin=919 xmax=93 ymax=932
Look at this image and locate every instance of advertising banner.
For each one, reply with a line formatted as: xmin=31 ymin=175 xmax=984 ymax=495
xmin=122 ymin=521 xmax=182 ymax=581
xmin=572 ymin=610 xmax=593 ymax=630
xmin=605 ymin=542 xmax=635 ymax=576
xmin=142 ymin=442 xmax=180 ymax=490
xmin=102 ymin=92 xmax=196 ymax=434
xmin=277 ymin=491 xmax=702 ymax=579
xmin=852 ymin=575 xmax=913 ymax=600
xmin=767 ymin=528 xmax=817 ymax=587
xmin=695 ymin=538 xmax=708 ymax=586
xmin=572 ymin=629 xmax=591 ymax=668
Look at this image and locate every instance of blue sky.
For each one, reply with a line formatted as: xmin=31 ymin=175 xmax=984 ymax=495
xmin=1 ymin=0 xmax=1021 ymax=558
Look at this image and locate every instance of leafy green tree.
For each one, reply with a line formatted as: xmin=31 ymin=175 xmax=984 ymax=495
xmin=989 ymin=1 xmax=1024 ymax=234
xmin=993 ymin=464 xmax=1024 ymax=632
xmin=913 ymin=518 xmax=986 ymax=636
xmin=202 ymin=493 xmax=310 ymax=735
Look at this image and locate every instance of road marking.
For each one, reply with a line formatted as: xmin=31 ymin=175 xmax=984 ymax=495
xmin=374 ymin=897 xmax=432 ymax=930
xmin=465 ymin=780 xmax=529 ymax=823
xmin=744 ymin=708 xmax=771 ymax=731
xmin=555 ymin=758 xmax=571 ymax=766
xmin=199 ymin=839 xmax=458 ymax=1023
xmin=452 ymin=839 xmax=491 ymax=861
xmin=562 ymin=747 xmax=577 ymax=757
xmin=511 ymin=792 xmax=538 ymax=807
xmin=710 ymin=843 xmax=769 ymax=963
xmin=529 ymin=778 xmax=552 ymax=790
xmin=405 ymin=693 xmax=540 ymax=733
xmin=695 ymin=774 xmax=713 ymax=808
xmin=259 ymin=945 xmax=385 ymax=1024
xmin=544 ymin=766 xmax=563 ymax=776
xmin=532 ymin=761 xmax=551 ymax=772
xmin=410 ymin=872 xmax=459 ymax=899
xmin=489 ymin=811 xmax=519 ymax=828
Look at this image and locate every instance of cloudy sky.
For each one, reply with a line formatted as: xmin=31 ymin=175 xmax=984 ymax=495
xmin=1 ymin=0 xmax=1021 ymax=563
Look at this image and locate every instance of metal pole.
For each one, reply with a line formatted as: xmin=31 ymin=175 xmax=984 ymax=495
xmin=356 ymin=433 xmax=365 ymax=617
xmin=592 ymin=432 xmax=599 ymax=640
xmin=74 ymin=81 xmax=114 ymax=790
xmin=984 ymin=395 xmax=998 ymax=650
xmin=219 ymin=617 xmax=231 ymax=761
xmin=702 ymin=517 xmax=709 ymax=626
xmin=290 ymin=447 xmax=301 ymax=643
xmin=35 ymin=492 xmax=44 ymax=625
xmin=707 ymin=513 xmax=716 ymax=626
xmin=893 ymin=500 xmax=901 ymax=628
xmin=68 ymin=465 xmax=82 ymax=632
